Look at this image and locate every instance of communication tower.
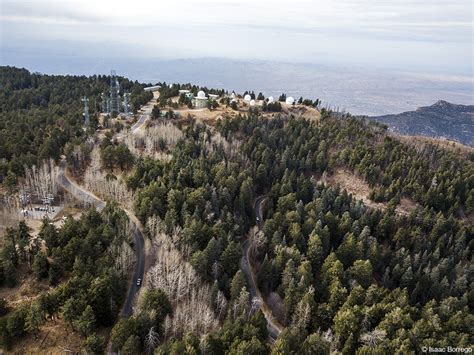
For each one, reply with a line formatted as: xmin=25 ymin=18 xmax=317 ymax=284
xmin=109 ymin=70 xmax=120 ymax=114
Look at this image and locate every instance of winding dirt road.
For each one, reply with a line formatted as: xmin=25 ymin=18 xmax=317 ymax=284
xmin=241 ymin=196 xmax=284 ymax=341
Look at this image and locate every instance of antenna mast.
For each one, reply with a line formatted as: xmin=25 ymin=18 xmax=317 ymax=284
xmin=109 ymin=70 xmax=120 ymax=114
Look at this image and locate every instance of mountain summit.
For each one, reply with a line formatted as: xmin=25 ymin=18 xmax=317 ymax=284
xmin=370 ymin=101 xmax=474 ymax=146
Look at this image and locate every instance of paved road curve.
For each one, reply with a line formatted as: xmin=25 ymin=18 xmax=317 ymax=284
xmin=58 ymin=160 xmax=145 ymax=317
xmin=241 ymin=196 xmax=284 ymax=341
xmin=130 ymin=92 xmax=155 ymax=133
xmin=130 ymin=114 xmax=147 ymax=133
xmin=58 ymin=160 xmax=106 ymax=211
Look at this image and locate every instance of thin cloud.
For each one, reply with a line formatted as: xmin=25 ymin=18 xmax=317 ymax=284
xmin=0 ymin=0 xmax=472 ymax=74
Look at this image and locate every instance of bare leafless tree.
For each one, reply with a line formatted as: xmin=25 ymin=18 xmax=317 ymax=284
xmin=360 ymin=329 xmax=386 ymax=348
xmin=163 ymin=315 xmax=172 ymax=342
xmin=205 ymin=131 xmax=242 ymax=160
xmin=23 ymin=159 xmax=59 ymax=199
xmin=83 ymin=147 xmax=134 ymax=209
xmin=249 ymin=226 xmax=266 ymax=258
xmin=144 ymin=326 xmax=160 ymax=354
xmin=145 ymin=216 xmax=221 ymax=338
xmin=232 ymin=287 xmax=250 ymax=320
xmin=112 ymin=239 xmax=135 ymax=275
xmin=291 ymin=286 xmax=315 ymax=330
xmin=215 ymin=290 xmax=228 ymax=320
xmin=121 ymin=122 xmax=182 ymax=161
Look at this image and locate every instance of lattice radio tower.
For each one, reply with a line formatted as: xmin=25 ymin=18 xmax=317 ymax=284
xmin=123 ymin=92 xmax=131 ymax=115
xmin=109 ymin=70 xmax=120 ymax=114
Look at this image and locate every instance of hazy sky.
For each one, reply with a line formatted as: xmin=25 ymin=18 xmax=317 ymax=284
xmin=1 ymin=0 xmax=473 ymax=75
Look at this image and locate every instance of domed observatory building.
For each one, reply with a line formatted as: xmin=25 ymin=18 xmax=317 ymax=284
xmin=193 ymin=90 xmax=208 ymax=109
xmin=268 ymin=96 xmax=274 ymax=103
xmin=286 ymin=96 xmax=295 ymax=105
xmin=244 ymin=94 xmax=252 ymax=102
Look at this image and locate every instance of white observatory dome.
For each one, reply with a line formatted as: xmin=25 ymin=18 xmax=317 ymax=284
xmin=244 ymin=94 xmax=252 ymax=102
xmin=249 ymin=100 xmax=256 ymax=106
xmin=286 ymin=96 xmax=295 ymax=105
xmin=268 ymin=96 xmax=274 ymax=103
xmin=197 ymin=90 xmax=206 ymax=98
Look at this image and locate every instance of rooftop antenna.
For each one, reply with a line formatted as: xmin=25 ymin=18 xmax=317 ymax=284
xmin=81 ymin=96 xmax=90 ymax=126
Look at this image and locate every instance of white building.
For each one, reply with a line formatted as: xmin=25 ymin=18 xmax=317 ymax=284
xmin=268 ymin=96 xmax=274 ymax=103
xmin=192 ymin=90 xmax=208 ymax=108
xmin=209 ymin=94 xmax=219 ymax=100
xmin=286 ymin=96 xmax=295 ymax=105
xmin=144 ymin=85 xmax=161 ymax=92
xmin=244 ymin=94 xmax=252 ymax=102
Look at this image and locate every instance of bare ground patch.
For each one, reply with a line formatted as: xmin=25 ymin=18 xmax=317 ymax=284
xmin=397 ymin=135 xmax=473 ymax=158
xmin=3 ymin=318 xmax=88 ymax=355
xmin=0 ymin=273 xmax=51 ymax=309
xmin=323 ymin=168 xmax=419 ymax=216
xmin=169 ymin=97 xmax=321 ymax=126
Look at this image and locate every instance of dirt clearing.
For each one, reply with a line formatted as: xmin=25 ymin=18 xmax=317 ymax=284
xmin=324 ymin=168 xmax=419 ymax=216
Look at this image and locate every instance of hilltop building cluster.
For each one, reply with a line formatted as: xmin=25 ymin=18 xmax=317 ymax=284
xmin=177 ymin=89 xmax=219 ymax=109
xmin=242 ymin=92 xmax=295 ymax=107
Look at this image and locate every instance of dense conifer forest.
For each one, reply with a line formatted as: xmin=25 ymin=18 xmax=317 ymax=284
xmin=124 ymin=112 xmax=473 ymax=353
xmin=0 ymin=204 xmax=128 ymax=352
xmin=0 ymin=69 xmax=472 ymax=353
xmin=0 ymin=67 xmax=151 ymax=183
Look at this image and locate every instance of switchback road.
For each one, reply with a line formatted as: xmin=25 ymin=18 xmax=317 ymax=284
xmin=58 ymin=160 xmax=144 ymax=317
xmin=241 ymin=196 xmax=284 ymax=341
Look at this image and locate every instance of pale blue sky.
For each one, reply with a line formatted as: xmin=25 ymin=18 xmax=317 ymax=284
xmin=1 ymin=0 xmax=473 ymax=75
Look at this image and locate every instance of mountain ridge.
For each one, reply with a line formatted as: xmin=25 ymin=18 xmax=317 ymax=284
xmin=369 ymin=100 xmax=474 ymax=146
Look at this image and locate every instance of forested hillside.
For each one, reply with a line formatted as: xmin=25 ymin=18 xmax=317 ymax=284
xmin=123 ymin=110 xmax=473 ymax=353
xmin=370 ymin=100 xmax=474 ymax=147
xmin=0 ymin=69 xmax=472 ymax=354
xmin=0 ymin=203 xmax=130 ymax=352
xmin=0 ymin=66 xmax=151 ymax=183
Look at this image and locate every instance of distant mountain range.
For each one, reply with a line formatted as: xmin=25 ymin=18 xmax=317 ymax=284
xmin=2 ymin=51 xmax=473 ymax=115
xmin=370 ymin=101 xmax=474 ymax=146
